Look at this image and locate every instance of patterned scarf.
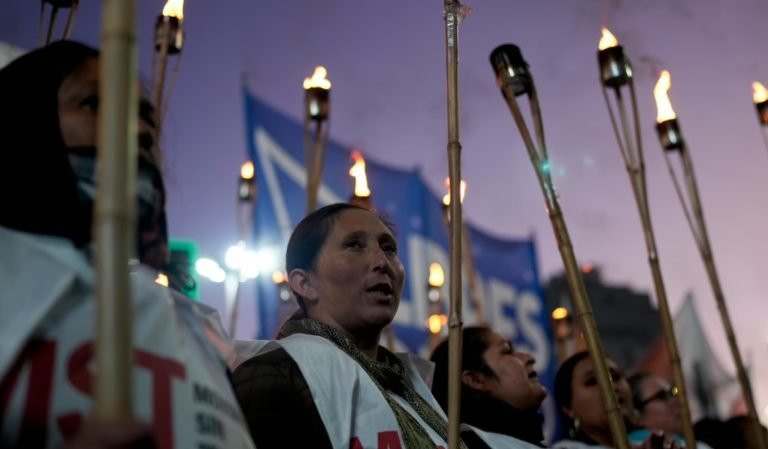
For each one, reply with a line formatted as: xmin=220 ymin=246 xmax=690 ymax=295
xmin=282 ymin=318 xmax=468 ymax=449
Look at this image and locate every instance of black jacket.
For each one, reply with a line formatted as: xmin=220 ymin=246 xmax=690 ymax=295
xmin=233 ymin=346 xmax=333 ymax=449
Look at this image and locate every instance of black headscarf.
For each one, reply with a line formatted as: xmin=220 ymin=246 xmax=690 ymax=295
xmin=0 ymin=41 xmax=182 ymax=285
xmin=0 ymin=40 xmax=98 ymax=246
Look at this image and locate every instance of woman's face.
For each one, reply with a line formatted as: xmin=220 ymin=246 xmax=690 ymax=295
xmin=296 ymin=208 xmax=405 ymax=337
xmin=58 ymin=56 xmax=155 ymax=159
xmin=480 ymin=331 xmax=547 ymax=410
xmin=636 ymin=376 xmax=681 ymax=435
xmin=563 ymin=358 xmax=635 ymax=434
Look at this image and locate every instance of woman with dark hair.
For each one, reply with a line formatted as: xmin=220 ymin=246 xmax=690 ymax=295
xmin=430 ymin=326 xmax=548 ymax=449
xmin=552 ymin=352 xmax=680 ymax=449
xmin=0 ymin=41 xmax=255 ymax=449
xmin=234 ymin=203 xmax=464 ymax=449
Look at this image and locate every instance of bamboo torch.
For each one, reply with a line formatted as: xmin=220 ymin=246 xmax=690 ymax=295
xmin=40 ymin=0 xmax=80 ymax=45
xmin=442 ymin=179 xmax=486 ymax=324
xmin=489 ymin=43 xmax=630 ymax=449
xmin=654 ymin=71 xmax=767 ymax=449
xmin=597 ymin=28 xmax=696 ymax=449
xmin=443 ymin=1 xmax=465 ymax=448
xmin=227 ymin=161 xmax=257 ymax=337
xmin=752 ymin=82 xmax=768 ymax=153
xmin=152 ymin=0 xmax=184 ymax=162
xmin=303 ymin=66 xmax=331 ymax=213
xmin=94 ymin=0 xmax=137 ymax=419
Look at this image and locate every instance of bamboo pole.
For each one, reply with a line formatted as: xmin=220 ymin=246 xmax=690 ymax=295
xmin=601 ymin=83 xmax=697 ymax=449
xmin=94 ymin=0 xmax=137 ymax=419
xmin=664 ymin=148 xmax=767 ymax=449
xmin=153 ymin=18 xmax=171 ymax=156
xmin=306 ymin=121 xmax=328 ymax=213
xmin=492 ymin=45 xmax=630 ymax=449
xmin=444 ymin=2 xmax=464 ymax=448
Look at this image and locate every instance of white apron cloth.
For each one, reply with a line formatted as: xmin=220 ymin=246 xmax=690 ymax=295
xmin=0 ymin=226 xmax=256 ymax=449
xmin=236 ymin=334 xmax=448 ymax=449
xmin=461 ymin=424 xmax=543 ymax=449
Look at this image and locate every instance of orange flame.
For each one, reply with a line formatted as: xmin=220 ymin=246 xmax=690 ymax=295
xmin=428 ymin=262 xmax=445 ymax=288
xmin=654 ymin=70 xmax=676 ymax=122
xmin=272 ymin=271 xmax=287 ymax=284
xmin=598 ymin=28 xmax=619 ymax=51
xmin=753 ymin=82 xmax=768 ymax=104
xmin=442 ymin=178 xmax=467 ymax=206
xmin=303 ymin=66 xmax=331 ymax=90
xmin=551 ymin=307 xmax=569 ymax=321
xmin=155 ymin=272 xmax=169 ymax=287
xmin=349 ymin=151 xmax=371 ymax=197
xmin=427 ymin=314 xmax=448 ymax=334
xmin=240 ymin=161 xmax=254 ymax=180
xmin=162 ymin=0 xmax=184 ymax=20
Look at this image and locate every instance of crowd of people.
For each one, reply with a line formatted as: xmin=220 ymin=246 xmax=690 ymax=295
xmin=0 ymin=40 xmax=763 ymax=449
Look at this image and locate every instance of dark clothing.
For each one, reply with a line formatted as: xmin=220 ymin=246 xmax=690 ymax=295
xmin=460 ymin=395 xmax=546 ymax=449
xmin=0 ymin=41 xmax=97 ymax=246
xmin=233 ymin=346 xmax=333 ymax=449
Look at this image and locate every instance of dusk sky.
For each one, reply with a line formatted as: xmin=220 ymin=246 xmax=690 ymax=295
xmin=2 ymin=0 xmax=767 ymax=417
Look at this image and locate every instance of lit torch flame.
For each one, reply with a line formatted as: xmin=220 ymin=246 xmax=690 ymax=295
xmin=654 ymin=70 xmax=677 ymax=123
xmin=303 ymin=66 xmax=331 ymax=90
xmin=349 ymin=151 xmax=371 ymax=197
xmin=427 ymin=314 xmax=448 ymax=334
xmin=272 ymin=271 xmax=287 ymax=284
xmin=442 ymin=178 xmax=467 ymax=206
xmin=598 ymin=28 xmax=619 ymax=51
xmin=753 ymin=82 xmax=768 ymax=104
xmin=162 ymin=0 xmax=184 ymax=20
xmin=240 ymin=161 xmax=254 ymax=180
xmin=428 ymin=262 xmax=445 ymax=288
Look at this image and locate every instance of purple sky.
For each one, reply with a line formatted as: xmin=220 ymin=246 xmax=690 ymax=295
xmin=3 ymin=0 xmax=767 ymax=417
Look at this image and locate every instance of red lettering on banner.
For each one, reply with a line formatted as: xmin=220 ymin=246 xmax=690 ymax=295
xmin=135 ymin=350 xmax=186 ymax=449
xmin=56 ymin=342 xmax=187 ymax=449
xmin=0 ymin=339 xmax=57 ymax=448
xmin=349 ymin=437 xmax=363 ymax=449
xmin=378 ymin=431 xmax=403 ymax=449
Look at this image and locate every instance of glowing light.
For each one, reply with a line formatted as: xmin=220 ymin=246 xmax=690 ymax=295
xmin=240 ymin=161 xmax=254 ymax=180
xmin=195 ymin=258 xmax=226 ymax=283
xmin=582 ymin=263 xmax=593 ymax=274
xmin=551 ymin=307 xmax=569 ymax=321
xmin=349 ymin=151 xmax=371 ymax=197
xmin=442 ymin=178 xmax=467 ymax=206
xmin=155 ymin=272 xmax=169 ymax=287
xmin=428 ymin=263 xmax=445 ymax=288
xmin=272 ymin=271 xmax=287 ymax=284
xmin=162 ymin=0 xmax=184 ymax=20
xmin=598 ymin=28 xmax=619 ymax=51
xmin=427 ymin=314 xmax=448 ymax=334
xmin=303 ymin=66 xmax=331 ymax=90
xmin=654 ymin=70 xmax=677 ymax=122
xmin=753 ymin=82 xmax=768 ymax=104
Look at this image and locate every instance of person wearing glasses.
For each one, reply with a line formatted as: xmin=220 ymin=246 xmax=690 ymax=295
xmin=628 ymin=373 xmax=712 ymax=449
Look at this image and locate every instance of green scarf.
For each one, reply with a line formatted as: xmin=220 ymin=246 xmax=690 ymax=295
xmin=281 ymin=318 xmax=468 ymax=449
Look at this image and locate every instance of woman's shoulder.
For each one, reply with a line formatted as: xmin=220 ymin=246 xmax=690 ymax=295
xmin=233 ymin=346 xmax=310 ymax=396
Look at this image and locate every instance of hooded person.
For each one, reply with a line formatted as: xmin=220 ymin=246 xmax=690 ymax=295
xmin=0 ymin=41 xmax=255 ymax=449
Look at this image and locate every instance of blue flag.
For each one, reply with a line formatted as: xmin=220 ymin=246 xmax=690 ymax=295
xmin=242 ymin=88 xmax=558 ymax=437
